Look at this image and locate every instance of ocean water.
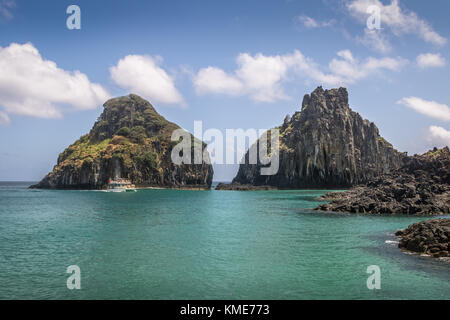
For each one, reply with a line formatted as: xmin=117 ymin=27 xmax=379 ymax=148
xmin=0 ymin=181 xmax=448 ymax=300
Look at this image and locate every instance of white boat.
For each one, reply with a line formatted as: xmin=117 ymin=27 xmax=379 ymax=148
xmin=107 ymin=178 xmax=137 ymax=192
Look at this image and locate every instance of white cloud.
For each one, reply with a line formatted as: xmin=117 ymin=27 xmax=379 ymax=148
xmin=194 ymin=52 xmax=299 ymax=102
xmin=194 ymin=67 xmax=243 ymax=96
xmin=329 ymin=50 xmax=407 ymax=83
xmin=233 ymin=53 xmax=293 ymax=102
xmin=194 ymin=50 xmax=406 ymax=102
xmin=428 ymin=126 xmax=450 ymax=147
xmin=357 ymin=29 xmax=392 ymax=54
xmin=336 ymin=50 xmax=355 ymax=62
xmin=416 ymin=53 xmax=446 ymax=69
xmin=296 ymin=15 xmax=335 ymax=28
xmin=0 ymin=110 xmax=10 ymax=125
xmin=110 ymin=54 xmax=185 ymax=106
xmin=347 ymin=0 xmax=447 ymax=46
xmin=195 ymin=51 xmax=324 ymax=102
xmin=397 ymin=97 xmax=450 ymax=121
xmin=0 ymin=0 xmax=15 ymax=20
xmin=0 ymin=42 xmax=110 ymax=119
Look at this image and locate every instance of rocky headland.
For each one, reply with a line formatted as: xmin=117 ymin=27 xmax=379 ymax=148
xmin=396 ymin=218 xmax=450 ymax=258
xmin=316 ymin=147 xmax=450 ymax=215
xmin=220 ymin=86 xmax=406 ymax=190
xmin=30 ymin=94 xmax=213 ymax=189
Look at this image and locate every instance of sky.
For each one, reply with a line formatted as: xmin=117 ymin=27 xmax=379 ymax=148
xmin=0 ymin=0 xmax=449 ymax=181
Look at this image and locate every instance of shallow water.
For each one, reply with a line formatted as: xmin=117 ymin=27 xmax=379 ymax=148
xmin=0 ymin=182 xmax=448 ymax=299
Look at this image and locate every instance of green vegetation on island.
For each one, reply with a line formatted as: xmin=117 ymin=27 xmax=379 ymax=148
xmin=31 ymin=94 xmax=213 ymax=189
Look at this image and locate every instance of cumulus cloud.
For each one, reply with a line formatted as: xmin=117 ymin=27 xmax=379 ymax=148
xmin=194 ymin=67 xmax=244 ymax=96
xmin=428 ymin=126 xmax=450 ymax=147
xmin=347 ymin=0 xmax=447 ymax=46
xmin=233 ymin=52 xmax=294 ymax=101
xmin=416 ymin=53 xmax=446 ymax=69
xmin=296 ymin=15 xmax=335 ymax=29
xmin=329 ymin=50 xmax=407 ymax=83
xmin=0 ymin=110 xmax=10 ymax=125
xmin=397 ymin=97 xmax=450 ymax=121
xmin=194 ymin=52 xmax=298 ymax=102
xmin=193 ymin=51 xmax=332 ymax=102
xmin=110 ymin=54 xmax=185 ymax=106
xmin=194 ymin=50 xmax=406 ymax=102
xmin=0 ymin=42 xmax=110 ymax=119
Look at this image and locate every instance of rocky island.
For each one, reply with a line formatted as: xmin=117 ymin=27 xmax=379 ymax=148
xmin=316 ymin=147 xmax=450 ymax=215
xmin=218 ymin=86 xmax=406 ymax=190
xmin=30 ymin=94 xmax=213 ymax=189
xmin=396 ymin=218 xmax=450 ymax=258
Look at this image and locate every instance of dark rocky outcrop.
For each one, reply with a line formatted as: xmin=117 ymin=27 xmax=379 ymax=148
xmin=215 ymin=183 xmax=277 ymax=191
xmin=224 ymin=86 xmax=406 ymax=189
xmin=30 ymin=94 xmax=213 ymax=189
xmin=396 ymin=219 xmax=450 ymax=258
xmin=316 ymin=147 xmax=450 ymax=215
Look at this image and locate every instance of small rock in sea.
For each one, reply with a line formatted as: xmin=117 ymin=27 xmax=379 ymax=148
xmin=396 ymin=218 xmax=450 ymax=258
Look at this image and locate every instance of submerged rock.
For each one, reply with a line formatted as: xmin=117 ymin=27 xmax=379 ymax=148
xmin=316 ymin=147 xmax=450 ymax=215
xmin=30 ymin=94 xmax=213 ymax=189
xmin=229 ymin=86 xmax=406 ymax=189
xmin=396 ymin=218 xmax=450 ymax=258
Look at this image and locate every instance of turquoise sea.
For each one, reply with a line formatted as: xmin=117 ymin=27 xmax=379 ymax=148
xmin=0 ymin=182 xmax=449 ymax=299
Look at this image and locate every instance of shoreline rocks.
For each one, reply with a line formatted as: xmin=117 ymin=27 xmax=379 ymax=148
xmin=396 ymin=219 xmax=450 ymax=258
xmin=215 ymin=183 xmax=277 ymax=191
xmin=316 ymin=147 xmax=450 ymax=215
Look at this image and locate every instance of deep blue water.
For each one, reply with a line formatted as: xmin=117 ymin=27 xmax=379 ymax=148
xmin=0 ymin=182 xmax=449 ymax=299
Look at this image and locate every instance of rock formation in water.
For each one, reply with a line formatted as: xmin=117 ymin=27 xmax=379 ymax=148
xmin=228 ymin=86 xmax=406 ymax=189
xmin=31 ymin=94 xmax=213 ymax=189
xmin=316 ymin=147 xmax=450 ymax=215
xmin=396 ymin=218 xmax=450 ymax=258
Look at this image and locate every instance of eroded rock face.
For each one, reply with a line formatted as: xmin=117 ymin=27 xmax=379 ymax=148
xmin=31 ymin=94 xmax=213 ymax=189
xmin=232 ymin=86 xmax=406 ymax=188
xmin=396 ymin=219 xmax=450 ymax=258
xmin=316 ymin=147 xmax=450 ymax=215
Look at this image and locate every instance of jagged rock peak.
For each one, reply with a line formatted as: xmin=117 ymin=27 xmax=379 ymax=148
xmin=231 ymin=86 xmax=406 ymax=188
xmin=301 ymin=86 xmax=349 ymax=113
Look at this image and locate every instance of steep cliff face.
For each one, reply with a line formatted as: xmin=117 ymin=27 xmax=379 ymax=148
xmin=31 ymin=94 xmax=213 ymax=189
xmin=232 ymin=86 xmax=406 ymax=188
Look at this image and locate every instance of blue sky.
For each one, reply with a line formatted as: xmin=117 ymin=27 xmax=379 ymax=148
xmin=0 ymin=0 xmax=449 ymax=181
